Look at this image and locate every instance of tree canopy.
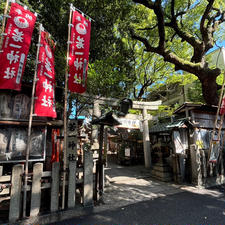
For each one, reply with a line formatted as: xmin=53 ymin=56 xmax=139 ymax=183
xmin=129 ymin=0 xmax=225 ymax=105
xmin=1 ymin=0 xmax=225 ymax=110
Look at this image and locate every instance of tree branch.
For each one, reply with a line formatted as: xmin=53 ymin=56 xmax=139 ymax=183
xmin=154 ymin=0 xmax=165 ymax=50
xmin=130 ymin=28 xmax=159 ymax=53
xmin=137 ymin=79 xmax=153 ymax=99
xmin=137 ymin=24 xmax=158 ymax=31
xmin=200 ymin=0 xmax=215 ymax=50
xmin=132 ymin=0 xmax=154 ymax=9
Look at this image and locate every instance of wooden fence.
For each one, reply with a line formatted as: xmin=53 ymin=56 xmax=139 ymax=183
xmin=0 ymin=150 xmax=93 ymax=223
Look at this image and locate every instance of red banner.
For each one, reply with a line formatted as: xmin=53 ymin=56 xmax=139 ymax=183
xmin=220 ymin=96 xmax=225 ymax=115
xmin=34 ymin=30 xmax=57 ymax=118
xmin=68 ymin=10 xmax=91 ymax=93
xmin=0 ymin=3 xmax=36 ymax=90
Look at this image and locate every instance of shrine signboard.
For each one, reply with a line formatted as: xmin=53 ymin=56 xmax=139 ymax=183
xmin=66 ymin=119 xmax=78 ymax=167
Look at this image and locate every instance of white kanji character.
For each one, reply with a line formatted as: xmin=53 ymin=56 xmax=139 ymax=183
xmin=41 ymin=95 xmax=51 ymax=107
xmin=12 ymin=28 xmax=24 ymax=42
xmin=76 ymin=16 xmax=81 ymax=21
xmin=41 ymin=95 xmax=48 ymax=107
xmin=4 ymin=67 xmax=16 ymax=79
xmin=45 ymin=45 xmax=52 ymax=59
xmin=45 ymin=58 xmax=52 ymax=73
xmin=15 ymin=9 xmax=22 ymax=15
xmin=7 ymin=50 xmax=20 ymax=64
xmin=9 ymin=43 xmax=22 ymax=49
xmin=76 ymin=36 xmax=84 ymax=49
xmin=47 ymin=97 xmax=52 ymax=107
xmin=44 ymin=72 xmax=53 ymax=79
xmin=43 ymin=79 xmax=53 ymax=93
xmin=73 ymin=73 xmax=81 ymax=84
xmin=84 ymin=21 xmax=88 ymax=27
xmin=25 ymin=14 xmax=32 ymax=21
xmin=74 ymin=58 xmax=83 ymax=70
xmin=75 ymin=52 xmax=84 ymax=56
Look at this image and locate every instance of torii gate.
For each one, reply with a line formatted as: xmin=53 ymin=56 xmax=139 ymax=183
xmin=91 ymin=97 xmax=161 ymax=168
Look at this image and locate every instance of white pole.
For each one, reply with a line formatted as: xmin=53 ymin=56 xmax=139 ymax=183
xmin=62 ymin=4 xmax=73 ymax=209
xmin=23 ymin=24 xmax=43 ymax=218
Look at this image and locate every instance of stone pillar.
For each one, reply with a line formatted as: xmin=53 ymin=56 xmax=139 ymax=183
xmin=9 ymin=164 xmax=24 ymax=222
xmin=50 ymin=162 xmax=60 ymax=212
xmin=83 ymin=150 xmax=93 ymax=206
xmin=30 ymin=163 xmax=43 ymax=217
xmin=68 ymin=161 xmax=77 ymax=208
xmin=142 ymin=107 xmax=151 ymax=168
xmin=0 ymin=166 xmax=2 ymax=176
xmin=91 ymin=100 xmax=101 ymax=150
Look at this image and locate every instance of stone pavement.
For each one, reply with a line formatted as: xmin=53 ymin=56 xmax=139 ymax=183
xmin=101 ymin=162 xmax=185 ymax=209
xmin=6 ymin=161 xmax=224 ymax=225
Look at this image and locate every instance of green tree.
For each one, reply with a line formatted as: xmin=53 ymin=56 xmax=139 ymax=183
xmin=1 ymin=0 xmax=137 ymax=117
xmin=129 ymin=0 xmax=225 ymax=105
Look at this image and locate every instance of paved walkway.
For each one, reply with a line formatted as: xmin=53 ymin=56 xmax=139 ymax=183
xmin=101 ymin=162 xmax=184 ymax=209
xmin=101 ymin=162 xmax=224 ymax=210
xmin=11 ymin=161 xmax=224 ymax=225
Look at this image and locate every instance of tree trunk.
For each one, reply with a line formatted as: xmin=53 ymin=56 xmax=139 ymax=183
xmin=199 ymin=71 xmax=220 ymax=106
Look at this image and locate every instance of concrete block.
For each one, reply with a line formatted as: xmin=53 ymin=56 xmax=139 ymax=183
xmin=68 ymin=161 xmax=76 ymax=208
xmin=30 ymin=163 xmax=43 ymax=217
xmin=83 ymin=150 xmax=93 ymax=206
xmin=9 ymin=164 xmax=24 ymax=222
xmin=51 ymin=162 xmax=60 ymax=212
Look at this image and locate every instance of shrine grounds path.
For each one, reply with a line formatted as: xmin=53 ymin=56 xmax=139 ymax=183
xmin=15 ymin=161 xmax=225 ymax=225
xmin=49 ymin=162 xmax=225 ymax=225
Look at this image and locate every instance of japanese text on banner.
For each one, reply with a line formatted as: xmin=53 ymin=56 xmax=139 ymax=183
xmin=68 ymin=11 xmax=91 ymax=93
xmin=0 ymin=3 xmax=36 ymax=90
xmin=34 ymin=31 xmax=57 ymax=118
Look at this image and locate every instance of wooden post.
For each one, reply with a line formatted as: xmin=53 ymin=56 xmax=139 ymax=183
xmin=30 ymin=163 xmax=43 ymax=217
xmin=51 ymin=162 xmax=60 ymax=212
xmin=196 ymin=147 xmax=203 ymax=187
xmin=104 ymin=127 xmax=108 ymax=167
xmin=98 ymin=124 xmax=104 ymax=200
xmin=23 ymin=24 xmax=43 ymax=218
xmin=91 ymin=100 xmax=101 ymax=149
xmin=9 ymin=164 xmax=24 ymax=222
xmin=0 ymin=166 xmax=3 ymax=176
xmin=0 ymin=0 xmax=9 ymax=51
xmin=62 ymin=4 xmax=73 ymax=210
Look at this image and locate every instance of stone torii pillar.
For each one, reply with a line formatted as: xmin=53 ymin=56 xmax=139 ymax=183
xmin=89 ymin=96 xmax=161 ymax=169
xmin=142 ymin=107 xmax=151 ymax=168
xmin=132 ymin=101 xmax=161 ymax=169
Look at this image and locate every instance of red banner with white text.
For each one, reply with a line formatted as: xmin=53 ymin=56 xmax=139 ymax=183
xmin=68 ymin=10 xmax=91 ymax=93
xmin=220 ymin=96 xmax=225 ymax=115
xmin=34 ymin=30 xmax=57 ymax=118
xmin=0 ymin=3 xmax=36 ymax=90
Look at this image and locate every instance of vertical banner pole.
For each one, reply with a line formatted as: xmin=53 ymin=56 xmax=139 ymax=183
xmin=208 ymin=48 xmax=225 ymax=163
xmin=62 ymin=4 xmax=73 ymax=209
xmin=23 ymin=24 xmax=42 ymax=218
xmin=0 ymin=0 xmax=9 ymax=50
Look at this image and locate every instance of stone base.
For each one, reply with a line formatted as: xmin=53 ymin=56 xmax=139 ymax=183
xmin=151 ymin=162 xmax=173 ymax=182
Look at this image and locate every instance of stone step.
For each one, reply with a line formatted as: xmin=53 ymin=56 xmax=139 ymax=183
xmin=152 ymin=165 xmax=172 ymax=173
